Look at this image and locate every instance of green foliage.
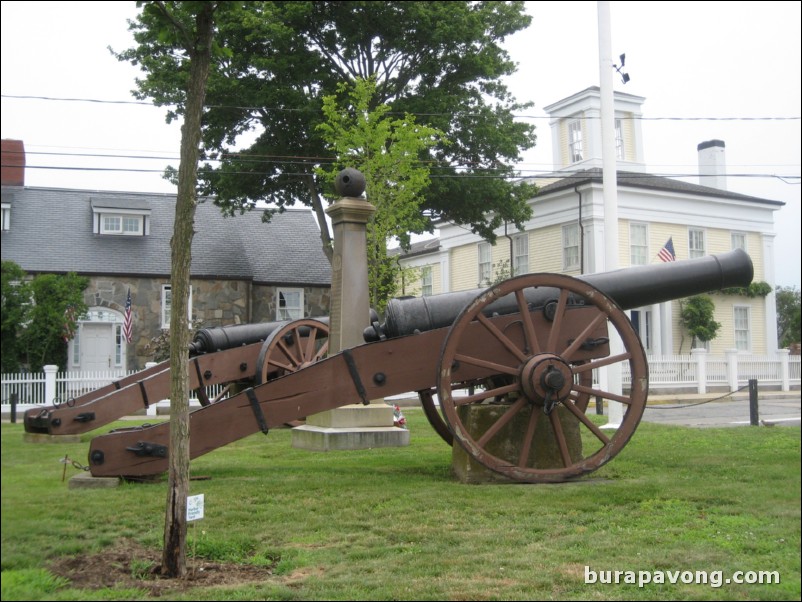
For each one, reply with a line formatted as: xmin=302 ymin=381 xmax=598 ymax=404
xmin=0 ymin=262 xmax=88 ymax=372
xmin=116 ymin=1 xmax=538 ymax=252
xmin=679 ymin=295 xmax=721 ymax=352
xmin=316 ymin=77 xmax=446 ymax=312
xmin=1 ymin=260 xmax=31 ymax=372
xmin=719 ymin=280 xmax=772 ymax=298
xmin=482 ymin=258 xmax=513 ymax=287
xmin=775 ymin=285 xmax=801 ymax=347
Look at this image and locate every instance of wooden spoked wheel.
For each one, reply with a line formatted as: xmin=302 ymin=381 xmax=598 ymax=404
xmin=255 ymin=319 xmax=329 ymax=385
xmin=437 ymin=274 xmax=648 ymax=483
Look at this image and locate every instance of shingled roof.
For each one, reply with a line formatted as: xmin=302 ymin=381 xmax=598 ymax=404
xmin=0 ymin=186 xmax=331 ymax=286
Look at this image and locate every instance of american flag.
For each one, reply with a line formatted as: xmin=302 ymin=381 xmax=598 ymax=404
xmin=657 ymin=237 xmax=676 ymax=262
xmin=122 ymin=288 xmax=133 ymax=343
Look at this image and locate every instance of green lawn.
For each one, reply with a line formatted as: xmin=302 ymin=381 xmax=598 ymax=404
xmin=1 ymin=409 xmax=800 ymax=600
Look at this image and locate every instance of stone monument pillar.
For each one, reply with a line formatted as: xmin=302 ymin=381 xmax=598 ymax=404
xmin=292 ymin=168 xmax=409 ymax=451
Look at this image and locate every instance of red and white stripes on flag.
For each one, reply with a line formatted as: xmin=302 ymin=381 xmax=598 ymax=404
xmin=122 ymin=288 xmax=133 ymax=343
xmin=657 ymin=237 xmax=676 ymax=262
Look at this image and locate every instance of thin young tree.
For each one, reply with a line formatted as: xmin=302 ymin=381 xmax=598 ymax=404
xmin=118 ymin=0 xmax=224 ymax=577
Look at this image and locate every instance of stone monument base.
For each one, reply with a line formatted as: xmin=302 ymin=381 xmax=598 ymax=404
xmin=68 ymin=472 xmax=121 ymax=489
xmin=292 ymin=403 xmax=409 ymax=451
xmin=451 ymin=404 xmax=582 ymax=484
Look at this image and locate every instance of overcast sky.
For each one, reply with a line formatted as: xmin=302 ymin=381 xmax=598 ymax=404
xmin=1 ymin=1 xmax=800 ymax=287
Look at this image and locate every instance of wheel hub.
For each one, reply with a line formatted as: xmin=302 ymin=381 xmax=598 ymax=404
xmin=520 ymin=353 xmax=574 ymax=405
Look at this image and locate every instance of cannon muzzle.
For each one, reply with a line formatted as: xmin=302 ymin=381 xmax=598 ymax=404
xmin=367 ymin=249 xmax=753 ymax=341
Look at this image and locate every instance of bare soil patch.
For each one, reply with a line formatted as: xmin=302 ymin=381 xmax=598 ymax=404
xmin=49 ymin=539 xmax=277 ymax=597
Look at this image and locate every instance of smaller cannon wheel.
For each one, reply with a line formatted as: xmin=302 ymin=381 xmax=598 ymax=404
xmin=437 ymin=273 xmax=648 ymax=483
xmin=255 ymin=319 xmax=329 ymax=385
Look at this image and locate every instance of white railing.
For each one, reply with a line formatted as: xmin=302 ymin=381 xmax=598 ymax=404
xmin=2 ymin=352 xmax=799 ymax=414
xmin=1 ymin=365 xmax=229 ymax=415
xmin=621 ymin=349 xmax=799 ymax=393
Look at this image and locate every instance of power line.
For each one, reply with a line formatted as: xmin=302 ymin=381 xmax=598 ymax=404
xmin=3 ymin=93 xmax=800 ymax=122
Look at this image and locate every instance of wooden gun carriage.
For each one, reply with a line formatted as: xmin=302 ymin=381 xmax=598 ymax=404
xmin=27 ymin=249 xmax=753 ymax=483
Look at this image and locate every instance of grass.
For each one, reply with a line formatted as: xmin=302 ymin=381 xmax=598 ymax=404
xmin=1 ymin=409 xmax=800 ymax=600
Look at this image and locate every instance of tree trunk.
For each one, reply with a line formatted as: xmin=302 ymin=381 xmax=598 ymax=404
xmin=307 ymin=175 xmax=333 ymax=263
xmin=162 ymin=3 xmax=215 ymax=579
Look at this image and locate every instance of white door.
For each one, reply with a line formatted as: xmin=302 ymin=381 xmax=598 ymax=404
xmin=80 ymin=323 xmax=114 ymax=371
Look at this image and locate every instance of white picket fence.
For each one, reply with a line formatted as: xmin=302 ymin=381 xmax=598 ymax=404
xmin=1 ymin=365 xmax=228 ymax=416
xmin=2 ymin=351 xmax=799 ymax=415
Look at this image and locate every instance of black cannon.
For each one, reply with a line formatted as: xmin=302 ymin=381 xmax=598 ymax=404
xmin=82 ymin=249 xmax=753 ymax=483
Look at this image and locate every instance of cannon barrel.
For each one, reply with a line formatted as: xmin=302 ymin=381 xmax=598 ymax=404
xmin=190 ymin=309 xmax=379 ymax=355
xmin=368 ymin=249 xmax=753 ymax=341
xmin=188 ymin=319 xmax=328 ymax=355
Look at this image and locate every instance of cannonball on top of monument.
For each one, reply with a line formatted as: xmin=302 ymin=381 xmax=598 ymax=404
xmin=334 ymin=168 xmax=366 ymax=198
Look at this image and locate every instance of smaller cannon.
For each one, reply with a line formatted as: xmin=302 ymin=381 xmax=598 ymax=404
xmin=84 ymin=249 xmax=753 ymax=483
xmin=23 ymin=316 xmax=333 ymax=436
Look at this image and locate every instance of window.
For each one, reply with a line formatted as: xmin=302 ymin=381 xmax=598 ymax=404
xmin=615 ymin=118 xmax=625 ymax=160
xmin=478 ymin=242 xmax=492 ymax=284
xmin=629 ymin=223 xmax=648 ymax=265
xmin=161 ymin=284 xmax=193 ymax=329
xmin=91 ymin=198 xmax=151 ymax=236
xmin=568 ymin=120 xmax=583 ymax=163
xmin=512 ymin=234 xmax=529 ymax=276
xmin=731 ymin=232 xmax=747 ymax=251
xmin=100 ymin=213 xmax=144 ymax=235
xmin=421 ymin=266 xmax=433 ymax=297
xmin=562 ymin=223 xmax=580 ymax=270
xmin=1 ymin=202 xmax=10 ymax=231
xmin=734 ymin=306 xmax=751 ymax=351
xmin=277 ymin=288 xmax=303 ymax=320
xmin=689 ymin=228 xmax=706 ymax=259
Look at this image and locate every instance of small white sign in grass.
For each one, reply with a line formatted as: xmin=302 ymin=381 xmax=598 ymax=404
xmin=187 ymin=494 xmax=204 ymax=522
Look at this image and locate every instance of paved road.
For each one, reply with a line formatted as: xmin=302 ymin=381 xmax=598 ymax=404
xmin=640 ymin=396 xmax=801 ymax=428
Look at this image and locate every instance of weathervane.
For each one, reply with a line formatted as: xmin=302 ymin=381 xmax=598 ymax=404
xmin=613 ymin=53 xmax=630 ymax=84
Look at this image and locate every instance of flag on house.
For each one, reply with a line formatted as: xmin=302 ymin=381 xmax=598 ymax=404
xmin=122 ymin=288 xmax=133 ymax=343
xmin=657 ymin=237 xmax=676 ymax=262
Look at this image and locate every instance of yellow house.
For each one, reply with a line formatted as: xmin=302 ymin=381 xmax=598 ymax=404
xmin=398 ymin=88 xmax=783 ymax=355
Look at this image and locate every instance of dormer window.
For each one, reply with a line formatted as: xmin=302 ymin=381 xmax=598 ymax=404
xmin=91 ymin=197 xmax=151 ymax=236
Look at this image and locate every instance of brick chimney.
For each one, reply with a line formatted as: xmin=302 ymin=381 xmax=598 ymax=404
xmin=1 ymin=139 xmax=25 ymax=186
xmin=697 ymin=139 xmax=727 ymax=191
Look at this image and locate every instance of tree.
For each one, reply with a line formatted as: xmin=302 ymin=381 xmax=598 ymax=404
xmin=1 ymin=261 xmax=88 ymax=373
xmin=1 ymin=261 xmax=31 ymax=373
xmin=316 ymin=77 xmax=446 ymax=311
xmin=679 ymin=295 xmax=721 ymax=353
xmin=775 ymin=286 xmax=801 ymax=348
xmin=117 ymin=1 xmax=538 ymax=261
xmin=120 ymin=0 xmax=225 ymax=578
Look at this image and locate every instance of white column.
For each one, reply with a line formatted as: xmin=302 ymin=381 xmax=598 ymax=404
xmin=778 ymin=349 xmax=790 ymax=392
xmin=725 ymin=349 xmax=739 ymax=392
xmin=44 ymin=365 xmax=58 ymax=406
xmin=691 ymin=349 xmax=707 ymax=394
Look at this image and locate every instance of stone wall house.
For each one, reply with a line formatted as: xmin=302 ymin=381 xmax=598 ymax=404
xmin=1 ymin=140 xmax=331 ymax=371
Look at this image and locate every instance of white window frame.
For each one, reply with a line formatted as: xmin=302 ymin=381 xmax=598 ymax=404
xmin=568 ymin=120 xmax=583 ymax=163
xmin=689 ymin=228 xmax=706 ymax=259
xmin=562 ymin=223 xmax=580 ymax=271
xmin=512 ymin=234 xmax=529 ymax=276
xmin=1 ymin=202 xmax=10 ymax=231
xmin=99 ymin=212 xmax=144 ymax=236
xmin=734 ymin=305 xmax=751 ymax=351
xmin=277 ymin=288 xmax=304 ymax=320
xmin=615 ymin=118 xmax=625 ymax=160
xmin=629 ymin=223 xmax=649 ymax=266
xmin=420 ymin=266 xmax=433 ymax=297
xmin=731 ymin=231 xmax=747 ymax=252
xmin=478 ymin=242 xmax=492 ymax=285
xmin=161 ymin=284 xmax=193 ymax=329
